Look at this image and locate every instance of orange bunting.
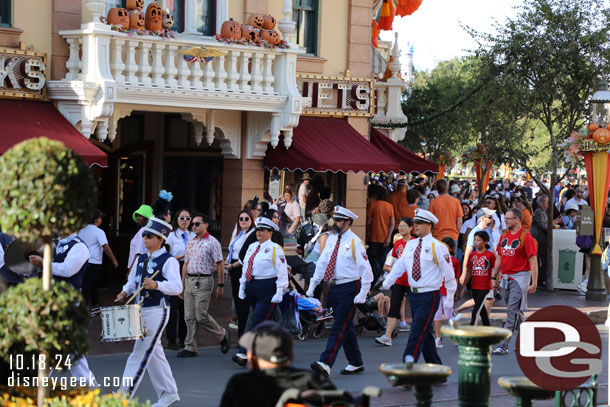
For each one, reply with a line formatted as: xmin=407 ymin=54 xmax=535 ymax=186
xmin=378 ymin=0 xmax=396 ymax=31
xmin=397 ymin=0 xmax=423 ymax=16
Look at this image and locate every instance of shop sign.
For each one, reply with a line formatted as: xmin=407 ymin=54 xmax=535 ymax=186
xmin=0 ymin=47 xmax=47 ymax=99
xmin=296 ymin=74 xmax=373 ymax=117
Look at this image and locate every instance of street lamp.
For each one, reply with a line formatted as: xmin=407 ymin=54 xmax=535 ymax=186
xmin=585 ymin=79 xmax=610 ymax=302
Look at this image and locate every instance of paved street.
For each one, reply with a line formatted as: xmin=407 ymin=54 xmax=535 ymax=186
xmin=87 ymin=323 xmax=609 ymax=407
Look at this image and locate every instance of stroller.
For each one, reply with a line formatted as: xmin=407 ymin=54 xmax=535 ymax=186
xmin=354 ymin=296 xmax=397 ymax=338
xmin=284 ymin=274 xmax=332 ymax=341
xmin=275 ymin=387 xmax=381 ymax=407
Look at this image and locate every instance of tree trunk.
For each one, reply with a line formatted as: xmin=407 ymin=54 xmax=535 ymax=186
xmin=546 ymin=191 xmax=554 ymax=290
xmin=37 ymin=241 xmax=52 ymax=407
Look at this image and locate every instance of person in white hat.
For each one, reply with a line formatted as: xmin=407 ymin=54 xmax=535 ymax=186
xmin=115 ymin=217 xmax=182 ymax=407
xmin=382 ymin=209 xmax=457 ymax=366
xmin=307 ymin=206 xmax=374 ymax=377
xmin=232 ymin=217 xmax=289 ymax=367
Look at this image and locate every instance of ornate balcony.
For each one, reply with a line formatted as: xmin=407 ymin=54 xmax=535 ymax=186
xmin=47 ymin=0 xmax=302 ymax=153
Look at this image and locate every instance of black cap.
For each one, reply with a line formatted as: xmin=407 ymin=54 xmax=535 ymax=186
xmin=238 ymin=322 xmax=293 ymax=364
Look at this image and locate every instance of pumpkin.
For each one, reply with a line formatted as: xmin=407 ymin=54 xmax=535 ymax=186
xmin=220 ymin=19 xmax=241 ymax=40
xmin=107 ymin=8 xmax=129 ymax=28
xmin=260 ymin=29 xmax=281 ymax=45
xmin=241 ymin=24 xmax=259 ymax=42
xmin=145 ymin=2 xmax=163 ymax=31
xmin=247 ymin=14 xmax=265 ymax=29
xmin=126 ymin=0 xmax=143 ymax=10
xmin=593 ymin=127 xmax=610 ymax=144
xmin=162 ymin=10 xmax=174 ymax=29
xmin=129 ymin=9 xmax=145 ymax=30
xmin=587 ymin=122 xmax=599 ymax=133
xmin=262 ymin=15 xmax=276 ymax=30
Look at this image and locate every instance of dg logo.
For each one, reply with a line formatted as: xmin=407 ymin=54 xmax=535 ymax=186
xmin=516 ymin=305 xmax=602 ymax=391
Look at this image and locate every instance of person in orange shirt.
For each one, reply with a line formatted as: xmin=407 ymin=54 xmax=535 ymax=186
xmin=387 ymin=179 xmax=410 ymax=230
xmin=511 ymin=196 xmax=533 ymax=232
xmin=367 ymin=185 xmax=395 ymax=284
xmin=404 ymin=189 xmax=420 ymax=220
xmin=428 ymin=179 xmax=463 ymax=241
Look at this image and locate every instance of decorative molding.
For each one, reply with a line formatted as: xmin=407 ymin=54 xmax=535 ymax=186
xmin=296 ymin=55 xmax=327 ymax=74
xmin=247 ymin=111 xmax=271 ymax=159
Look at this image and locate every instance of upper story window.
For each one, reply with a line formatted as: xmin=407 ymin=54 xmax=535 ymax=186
xmin=292 ymin=0 xmax=318 ymax=55
xmin=195 ymin=0 xmax=215 ymax=36
xmin=0 ymin=0 xmax=11 ymax=27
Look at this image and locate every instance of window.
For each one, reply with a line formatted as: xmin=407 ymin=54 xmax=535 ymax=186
xmin=0 ymin=0 xmax=11 ymax=27
xmin=293 ymin=0 xmax=318 ymax=55
xmin=196 ymin=0 xmax=215 ymax=36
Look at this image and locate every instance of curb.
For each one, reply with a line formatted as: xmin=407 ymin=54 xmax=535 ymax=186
xmin=488 ymin=307 xmax=608 ymax=327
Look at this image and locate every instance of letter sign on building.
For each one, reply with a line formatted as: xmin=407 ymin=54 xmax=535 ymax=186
xmin=0 ymin=47 xmax=47 ymax=99
xmin=297 ymin=74 xmax=373 ymax=117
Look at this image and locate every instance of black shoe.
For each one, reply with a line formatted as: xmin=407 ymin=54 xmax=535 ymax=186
xmin=232 ymin=353 xmax=247 ymax=367
xmin=176 ymin=349 xmax=197 ymax=358
xmin=167 ymin=342 xmax=179 ymax=350
xmin=340 ymin=365 xmax=364 ymax=375
xmin=220 ymin=331 xmax=231 ymax=354
xmin=310 ymin=362 xmax=330 ymax=377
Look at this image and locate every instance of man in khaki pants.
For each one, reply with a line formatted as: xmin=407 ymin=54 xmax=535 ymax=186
xmin=178 ymin=213 xmax=230 ymax=357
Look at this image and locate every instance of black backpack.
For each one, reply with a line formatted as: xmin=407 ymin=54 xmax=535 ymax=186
xmin=296 ymin=220 xmax=318 ymax=247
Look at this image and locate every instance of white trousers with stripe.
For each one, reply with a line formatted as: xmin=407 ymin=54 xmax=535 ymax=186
xmin=120 ymin=304 xmax=178 ymax=399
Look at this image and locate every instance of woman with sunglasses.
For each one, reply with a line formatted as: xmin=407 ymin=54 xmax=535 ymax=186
xmin=115 ymin=217 xmax=182 ymax=407
xmin=232 ymin=217 xmax=288 ymax=367
xmin=226 ymin=210 xmax=255 ymax=337
xmin=483 ymin=194 xmax=507 ymax=245
xmin=164 ymin=209 xmax=194 ymax=350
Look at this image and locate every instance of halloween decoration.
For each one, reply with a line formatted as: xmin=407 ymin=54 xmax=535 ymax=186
xmin=247 ymin=14 xmax=265 ymax=29
xmin=162 ymin=9 xmax=174 ymax=30
xmin=129 ymin=9 xmax=145 ymax=30
xmin=260 ymin=29 xmax=281 ymax=45
xmin=241 ymin=24 xmax=259 ymax=42
xmin=220 ymin=19 xmax=241 ymax=40
xmin=126 ymin=0 xmax=144 ymax=10
xmin=145 ymin=2 xmax=163 ymax=31
xmin=107 ymin=8 xmax=129 ymax=29
xmin=262 ymin=15 xmax=276 ymax=30
xmin=593 ymin=127 xmax=610 ymax=144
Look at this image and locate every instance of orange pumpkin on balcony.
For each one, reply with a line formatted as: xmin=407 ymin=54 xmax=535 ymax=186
xmin=126 ymin=0 xmax=144 ymax=10
xmin=247 ymin=14 xmax=265 ymax=29
xmin=221 ymin=19 xmax=241 ymax=40
xmin=241 ymin=24 xmax=259 ymax=42
xmin=129 ymin=9 xmax=145 ymax=30
xmin=260 ymin=29 xmax=281 ymax=45
xmin=108 ymin=8 xmax=129 ymax=29
xmin=593 ymin=127 xmax=610 ymax=144
xmin=145 ymin=2 xmax=163 ymax=31
xmin=263 ymin=15 xmax=276 ymax=30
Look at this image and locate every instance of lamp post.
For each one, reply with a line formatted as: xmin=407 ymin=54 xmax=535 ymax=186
xmin=584 ymin=80 xmax=610 ymax=302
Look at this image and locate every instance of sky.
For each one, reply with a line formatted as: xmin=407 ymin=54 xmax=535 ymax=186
xmin=379 ymin=0 xmax=525 ymax=72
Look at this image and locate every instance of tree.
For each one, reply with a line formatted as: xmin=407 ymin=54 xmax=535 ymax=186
xmin=470 ymin=0 xmax=610 ymax=288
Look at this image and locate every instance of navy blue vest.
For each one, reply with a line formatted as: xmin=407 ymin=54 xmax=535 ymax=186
xmin=135 ymin=251 xmax=172 ymax=308
xmin=53 ymin=237 xmax=88 ymax=289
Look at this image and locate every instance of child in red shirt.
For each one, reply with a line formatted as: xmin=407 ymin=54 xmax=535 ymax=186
xmin=462 ymin=231 xmax=496 ymax=326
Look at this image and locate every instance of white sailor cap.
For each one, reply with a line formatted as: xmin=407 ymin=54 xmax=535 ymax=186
xmin=255 ymin=217 xmax=279 ymax=232
xmin=412 ymin=209 xmax=438 ymax=225
xmin=333 ymin=206 xmax=358 ymax=221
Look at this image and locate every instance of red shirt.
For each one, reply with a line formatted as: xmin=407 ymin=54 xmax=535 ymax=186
xmin=440 ymin=256 xmax=461 ymax=295
xmin=468 ymin=250 xmax=495 ymax=290
xmin=391 ymin=238 xmax=410 ymax=286
xmin=495 ymin=228 xmax=537 ymax=274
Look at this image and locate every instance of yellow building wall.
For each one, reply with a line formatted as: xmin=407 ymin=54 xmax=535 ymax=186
xmin=229 ymin=0 xmax=244 ymax=23
xmin=12 ymin=0 xmax=52 ymax=63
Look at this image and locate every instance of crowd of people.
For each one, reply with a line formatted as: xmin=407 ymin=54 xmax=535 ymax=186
xmin=0 ymin=171 xmax=601 ymax=407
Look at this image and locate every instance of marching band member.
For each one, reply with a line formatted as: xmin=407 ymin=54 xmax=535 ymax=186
xmin=115 ymin=217 xmax=182 ymax=407
xmin=232 ymin=217 xmax=288 ymax=367
xmin=307 ymin=206 xmax=373 ymax=377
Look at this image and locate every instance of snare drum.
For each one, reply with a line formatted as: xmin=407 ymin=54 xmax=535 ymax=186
xmin=100 ymin=304 xmax=144 ymax=342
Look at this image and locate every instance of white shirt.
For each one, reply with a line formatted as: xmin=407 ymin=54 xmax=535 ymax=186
xmin=284 ymin=200 xmax=301 ymax=221
xmin=51 ymin=234 xmax=90 ymax=278
xmin=122 ymin=247 xmax=182 ymax=297
xmin=78 ymin=224 xmax=108 ymax=265
xmin=240 ymin=239 xmax=288 ymax=293
xmin=226 ymin=228 xmax=253 ymax=264
xmin=565 ymin=197 xmax=585 ymax=208
xmin=386 ymin=233 xmax=456 ymax=291
xmin=166 ymin=229 xmax=195 ymax=259
xmin=298 ymin=183 xmax=308 ymax=209
xmin=310 ymin=229 xmax=374 ymax=296
xmin=460 ymin=216 xmax=477 ymax=234
xmin=128 ymin=227 xmax=147 ymax=269
xmin=491 ymin=213 xmax=507 ymax=246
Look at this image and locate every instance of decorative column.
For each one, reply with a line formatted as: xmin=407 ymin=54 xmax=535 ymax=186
xmin=278 ymin=0 xmax=296 ymax=47
xmin=85 ymin=0 xmax=106 ymax=24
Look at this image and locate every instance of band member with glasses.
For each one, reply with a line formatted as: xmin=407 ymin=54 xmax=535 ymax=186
xmin=115 ymin=217 xmax=182 ymax=407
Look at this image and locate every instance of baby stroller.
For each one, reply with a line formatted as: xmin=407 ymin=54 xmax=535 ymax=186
xmin=275 ymin=387 xmax=381 ymax=407
xmin=284 ymin=275 xmax=332 ymax=341
xmin=354 ymin=296 xmax=397 ymax=338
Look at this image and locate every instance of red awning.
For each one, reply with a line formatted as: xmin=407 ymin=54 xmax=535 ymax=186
xmin=370 ymin=128 xmax=438 ymax=175
xmin=264 ymin=117 xmax=400 ymax=173
xmin=0 ymin=100 xmax=108 ymax=167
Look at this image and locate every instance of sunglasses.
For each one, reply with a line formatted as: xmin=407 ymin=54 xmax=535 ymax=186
xmin=239 ymin=217 xmax=250 ymax=221
xmin=142 ymin=233 xmax=155 ymax=239
xmin=192 ymin=222 xmax=205 ymax=227
xmin=179 ymin=216 xmax=191 ymax=221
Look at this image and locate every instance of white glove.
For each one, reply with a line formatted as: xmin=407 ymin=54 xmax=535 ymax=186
xmin=271 ymin=291 xmax=283 ymax=303
xmin=238 ymin=286 xmax=246 ymax=300
xmin=353 ymin=291 xmax=367 ymax=304
xmin=382 ymin=279 xmax=392 ymax=291
xmin=306 ymin=286 xmax=315 ymax=298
